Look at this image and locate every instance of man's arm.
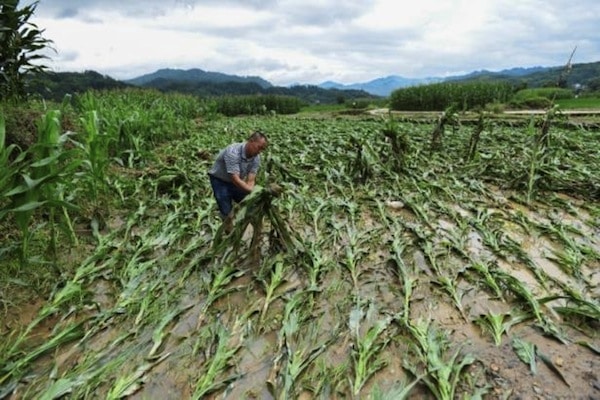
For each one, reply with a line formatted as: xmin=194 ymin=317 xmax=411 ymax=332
xmin=230 ymin=173 xmax=255 ymax=193
xmin=246 ymin=173 xmax=257 ymax=189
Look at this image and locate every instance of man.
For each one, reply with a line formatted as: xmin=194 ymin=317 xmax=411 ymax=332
xmin=208 ymin=131 xmax=268 ymax=219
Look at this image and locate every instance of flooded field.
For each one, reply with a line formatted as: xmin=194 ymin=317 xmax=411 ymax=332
xmin=1 ymin=111 xmax=599 ymax=399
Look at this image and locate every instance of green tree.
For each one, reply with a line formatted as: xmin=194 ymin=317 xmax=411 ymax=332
xmin=0 ymin=0 xmax=53 ymax=100
xmin=587 ymin=77 xmax=600 ymax=92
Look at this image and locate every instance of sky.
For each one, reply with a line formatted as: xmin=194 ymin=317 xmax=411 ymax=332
xmin=25 ymin=0 xmax=600 ymax=86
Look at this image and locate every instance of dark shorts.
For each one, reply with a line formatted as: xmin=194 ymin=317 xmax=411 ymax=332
xmin=209 ymin=175 xmax=248 ymax=219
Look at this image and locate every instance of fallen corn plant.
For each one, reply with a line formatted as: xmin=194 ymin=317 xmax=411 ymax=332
xmin=492 ymin=269 xmax=543 ymax=322
xmin=388 ymin=236 xmax=415 ymax=325
xmin=349 ymin=306 xmax=392 ymax=398
xmin=0 ymin=321 xmax=85 ymax=391
xmin=304 ymin=358 xmax=350 ymax=398
xmin=195 ymin=261 xmax=245 ymax=330
xmin=432 ymin=274 xmax=468 ymax=322
xmin=541 ymin=295 xmax=600 ymax=324
xmin=341 ymin=222 xmax=370 ymax=296
xmin=267 ymin=299 xmax=336 ymax=400
xmin=548 ymin=247 xmax=587 ymax=283
xmin=369 ymin=378 xmax=424 ymax=400
xmin=148 ymin=303 xmax=194 ymax=357
xmin=211 ymin=185 xmax=302 ymax=258
xmin=27 ymin=331 xmax=137 ymax=399
xmin=305 ymin=196 xmax=329 ymax=239
xmin=105 ymin=352 xmax=171 ymax=399
xmin=474 ymin=311 xmax=509 ymax=346
xmin=422 ymin=240 xmax=444 ymax=276
xmin=403 ymin=318 xmax=476 ymax=400
xmin=492 ymin=271 xmax=569 ymax=343
xmin=499 ymin=235 xmax=550 ymax=291
xmin=191 ymin=320 xmax=244 ymax=399
xmin=467 ymin=260 xmax=504 ymax=300
xmin=512 ymin=337 xmax=537 ymax=374
xmin=301 ymin=239 xmax=331 ymax=292
xmin=257 ymin=254 xmax=290 ymax=323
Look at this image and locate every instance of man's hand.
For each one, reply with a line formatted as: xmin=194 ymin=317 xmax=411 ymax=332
xmin=231 ymin=173 xmax=254 ymax=193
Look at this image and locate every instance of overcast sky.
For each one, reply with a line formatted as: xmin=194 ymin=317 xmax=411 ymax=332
xmin=26 ymin=0 xmax=600 ymax=86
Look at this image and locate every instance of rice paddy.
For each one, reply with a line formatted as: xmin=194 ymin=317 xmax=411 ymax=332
xmin=1 ymin=93 xmax=599 ymax=399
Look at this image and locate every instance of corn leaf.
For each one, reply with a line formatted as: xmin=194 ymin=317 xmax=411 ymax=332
xmin=512 ymin=337 xmax=536 ymax=374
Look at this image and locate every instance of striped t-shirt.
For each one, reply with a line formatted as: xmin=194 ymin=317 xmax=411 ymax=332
xmin=208 ymin=142 xmax=260 ymax=183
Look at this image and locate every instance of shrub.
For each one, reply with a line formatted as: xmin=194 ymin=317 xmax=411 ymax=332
xmin=349 ymin=99 xmax=371 ymax=109
xmin=510 ymin=96 xmax=552 ymax=109
xmin=512 ymin=88 xmax=574 ymax=103
xmin=484 ymin=102 xmax=506 ymax=114
xmin=214 ymin=95 xmax=304 ymax=116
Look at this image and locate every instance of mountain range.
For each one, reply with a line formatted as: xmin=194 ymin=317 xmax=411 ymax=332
xmin=126 ymin=68 xmax=272 ymax=89
xmin=124 ymin=65 xmax=578 ymax=97
xmin=29 ymin=61 xmax=599 ymax=103
xmin=318 ymin=76 xmax=443 ymax=97
xmin=317 ymin=66 xmax=557 ymax=96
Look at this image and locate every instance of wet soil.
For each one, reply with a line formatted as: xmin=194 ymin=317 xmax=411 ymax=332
xmin=2 ymin=186 xmax=599 ymax=400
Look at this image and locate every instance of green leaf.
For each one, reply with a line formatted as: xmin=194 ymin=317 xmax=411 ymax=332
xmin=38 ymin=378 xmax=75 ymax=400
xmin=512 ymin=337 xmax=536 ymax=374
xmin=576 ymin=340 xmax=600 ymax=355
xmin=8 ymin=200 xmax=47 ymax=212
xmin=0 ymin=112 xmax=5 ymax=150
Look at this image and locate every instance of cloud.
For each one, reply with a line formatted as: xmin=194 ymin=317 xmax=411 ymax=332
xmin=53 ymin=7 xmax=78 ymax=19
xmin=25 ymin=0 xmax=600 ymax=86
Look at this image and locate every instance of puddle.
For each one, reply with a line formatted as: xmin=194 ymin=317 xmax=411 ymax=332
xmin=224 ymin=333 xmax=277 ymax=399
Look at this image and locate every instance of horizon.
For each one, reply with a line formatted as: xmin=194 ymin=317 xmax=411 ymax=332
xmin=60 ymin=62 xmax=575 ymax=89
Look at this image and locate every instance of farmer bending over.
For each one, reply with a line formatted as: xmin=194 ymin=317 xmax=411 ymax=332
xmin=208 ymin=131 xmax=268 ymax=220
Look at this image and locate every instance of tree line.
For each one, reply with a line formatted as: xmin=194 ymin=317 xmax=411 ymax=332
xmin=24 ymin=71 xmax=378 ymax=105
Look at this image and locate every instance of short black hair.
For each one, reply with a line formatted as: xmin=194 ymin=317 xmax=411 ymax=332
xmin=248 ymin=131 xmax=267 ymax=142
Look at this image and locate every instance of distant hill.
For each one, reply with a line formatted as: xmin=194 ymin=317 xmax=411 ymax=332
xmin=26 ymin=70 xmax=131 ymax=101
xmin=447 ymin=66 xmax=551 ymax=80
xmin=318 ymin=62 xmax=600 ymax=96
xmin=123 ymin=68 xmax=378 ymax=104
xmin=319 ymin=75 xmax=443 ymax=96
xmin=442 ymin=62 xmax=600 ymax=90
xmin=319 ymin=66 xmax=555 ymax=96
xmin=125 ymin=68 xmax=272 ymax=89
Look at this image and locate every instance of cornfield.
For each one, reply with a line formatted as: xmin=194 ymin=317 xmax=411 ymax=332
xmin=1 ymin=91 xmax=599 ymax=399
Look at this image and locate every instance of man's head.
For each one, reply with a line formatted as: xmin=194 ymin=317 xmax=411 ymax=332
xmin=245 ymin=131 xmax=268 ymax=157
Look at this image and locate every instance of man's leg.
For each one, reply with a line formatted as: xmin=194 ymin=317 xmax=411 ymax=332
xmin=231 ymin=185 xmax=249 ymax=204
xmin=209 ymin=175 xmax=233 ymax=219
